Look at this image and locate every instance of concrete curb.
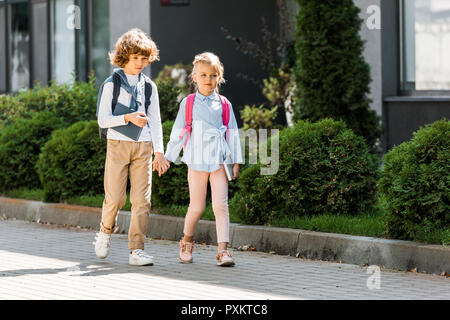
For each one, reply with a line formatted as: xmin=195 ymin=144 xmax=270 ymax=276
xmin=1 ymin=197 xmax=448 ymax=275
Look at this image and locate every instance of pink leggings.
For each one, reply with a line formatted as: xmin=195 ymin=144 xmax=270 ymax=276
xmin=184 ymin=166 xmax=230 ymax=243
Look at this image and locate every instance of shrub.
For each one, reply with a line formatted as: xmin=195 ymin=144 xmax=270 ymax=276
xmin=155 ymin=63 xmax=194 ymax=95
xmin=0 ymin=112 xmax=66 ymax=192
xmin=155 ymin=79 xmax=184 ymax=123
xmin=0 ymin=75 xmax=98 ymax=129
xmin=151 ymin=120 xmax=190 ymax=207
xmin=240 ymin=105 xmax=279 ymax=131
xmin=231 ymin=118 xmax=379 ymax=225
xmin=294 ymin=0 xmax=382 ymax=151
xmin=378 ymin=119 xmax=450 ymax=244
xmin=36 ymin=120 xmax=106 ymax=202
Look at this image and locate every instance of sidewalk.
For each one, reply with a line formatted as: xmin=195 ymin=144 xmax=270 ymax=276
xmin=1 ymin=219 xmax=449 ymax=300
xmin=0 ymin=197 xmax=449 ymax=276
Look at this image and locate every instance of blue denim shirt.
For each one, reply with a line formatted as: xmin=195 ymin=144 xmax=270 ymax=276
xmin=165 ymin=91 xmax=243 ymax=172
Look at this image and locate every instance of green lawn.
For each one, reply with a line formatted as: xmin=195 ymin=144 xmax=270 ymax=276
xmin=2 ymin=188 xmax=386 ymax=238
xmin=6 ymin=188 xmax=447 ymax=245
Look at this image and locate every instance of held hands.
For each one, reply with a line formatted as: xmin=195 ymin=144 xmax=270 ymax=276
xmin=124 ymin=112 xmax=148 ymax=128
xmin=152 ymin=152 xmax=170 ymax=177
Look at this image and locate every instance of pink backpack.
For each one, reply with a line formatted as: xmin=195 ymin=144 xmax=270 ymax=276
xmin=179 ymin=93 xmax=230 ymax=150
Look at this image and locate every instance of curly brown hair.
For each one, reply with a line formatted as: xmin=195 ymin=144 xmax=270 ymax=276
xmin=109 ymin=28 xmax=160 ymax=68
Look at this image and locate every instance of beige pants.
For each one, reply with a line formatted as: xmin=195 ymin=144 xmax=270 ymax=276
xmin=100 ymin=139 xmax=153 ymax=251
xmin=184 ymin=167 xmax=230 ymax=243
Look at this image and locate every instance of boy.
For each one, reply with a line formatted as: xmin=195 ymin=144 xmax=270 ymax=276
xmin=94 ymin=28 xmax=170 ymax=266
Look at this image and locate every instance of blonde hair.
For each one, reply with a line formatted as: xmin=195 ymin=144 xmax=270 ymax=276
xmin=109 ymin=28 xmax=160 ymax=68
xmin=190 ymin=52 xmax=226 ymax=92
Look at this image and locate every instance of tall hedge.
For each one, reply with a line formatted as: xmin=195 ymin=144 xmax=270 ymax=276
xmin=231 ymin=118 xmax=379 ymax=225
xmin=0 ymin=112 xmax=66 ymax=192
xmin=378 ymin=119 xmax=450 ymax=244
xmin=36 ymin=120 xmax=106 ymax=202
xmin=294 ymin=0 xmax=382 ymax=151
xmin=0 ymin=76 xmax=98 ymax=130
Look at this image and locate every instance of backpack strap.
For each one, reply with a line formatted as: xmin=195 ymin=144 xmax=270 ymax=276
xmin=144 ymin=80 xmax=152 ymax=115
xmin=179 ymin=94 xmax=230 ymax=149
xmin=179 ymin=94 xmax=196 ymax=150
xmin=111 ymin=72 xmax=121 ymax=114
xmin=219 ymin=95 xmax=230 ymax=143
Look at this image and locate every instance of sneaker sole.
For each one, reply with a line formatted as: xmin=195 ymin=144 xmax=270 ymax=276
xmin=129 ymin=259 xmax=154 ymax=266
xmin=217 ymin=261 xmax=235 ymax=267
xmin=179 ymin=258 xmax=193 ymax=264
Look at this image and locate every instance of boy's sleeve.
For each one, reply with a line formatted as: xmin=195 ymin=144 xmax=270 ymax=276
xmin=97 ymin=81 xmax=127 ymax=129
xmin=228 ymin=102 xmax=244 ymax=164
xmin=147 ymin=81 xmax=164 ymax=154
xmin=164 ymin=98 xmax=188 ymax=162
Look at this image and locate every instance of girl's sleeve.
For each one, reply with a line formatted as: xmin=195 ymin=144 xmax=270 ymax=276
xmin=228 ymin=102 xmax=244 ymax=164
xmin=148 ymin=81 xmax=164 ymax=154
xmin=97 ymin=81 xmax=127 ymax=129
xmin=164 ymin=98 xmax=188 ymax=162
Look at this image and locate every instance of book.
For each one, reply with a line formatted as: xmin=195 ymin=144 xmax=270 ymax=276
xmin=223 ymin=153 xmax=234 ymax=181
xmin=112 ymin=102 xmax=144 ymax=141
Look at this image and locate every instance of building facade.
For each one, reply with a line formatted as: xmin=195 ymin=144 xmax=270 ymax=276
xmin=0 ymin=0 xmax=449 ymax=152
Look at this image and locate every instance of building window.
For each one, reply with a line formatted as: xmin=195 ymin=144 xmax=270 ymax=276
xmin=0 ymin=4 xmax=6 ymax=93
xmin=9 ymin=0 xmax=30 ymax=92
xmin=52 ymin=0 xmax=76 ymax=84
xmin=401 ymin=0 xmax=450 ymax=92
xmin=91 ymin=0 xmax=110 ymax=86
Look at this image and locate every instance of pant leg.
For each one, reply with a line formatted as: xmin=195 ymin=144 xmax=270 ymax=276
xmin=128 ymin=141 xmax=153 ymax=251
xmin=100 ymin=139 xmax=130 ymax=234
xmin=209 ymin=166 xmax=230 ymax=243
xmin=183 ymin=168 xmax=209 ymax=238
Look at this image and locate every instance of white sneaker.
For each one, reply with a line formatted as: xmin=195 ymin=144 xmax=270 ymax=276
xmin=129 ymin=249 xmax=154 ymax=266
xmin=93 ymin=231 xmax=111 ymax=259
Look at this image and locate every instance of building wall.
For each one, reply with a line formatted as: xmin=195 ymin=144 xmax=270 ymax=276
xmin=150 ymin=0 xmax=279 ymax=125
xmin=109 ymin=0 xmax=151 ymax=77
xmin=354 ymin=0 xmax=383 ymax=118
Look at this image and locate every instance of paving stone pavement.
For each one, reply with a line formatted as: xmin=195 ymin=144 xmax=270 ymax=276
xmin=0 ymin=220 xmax=449 ymax=300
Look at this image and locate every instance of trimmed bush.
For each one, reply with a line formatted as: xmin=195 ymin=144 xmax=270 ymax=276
xmin=231 ymin=118 xmax=379 ymax=225
xmin=294 ymin=0 xmax=382 ymax=151
xmin=0 ymin=76 xmax=98 ymax=129
xmin=0 ymin=112 xmax=66 ymax=192
xmin=36 ymin=120 xmax=106 ymax=202
xmin=155 ymin=80 xmax=185 ymax=123
xmin=378 ymin=119 xmax=450 ymax=244
xmin=151 ymin=120 xmax=190 ymax=206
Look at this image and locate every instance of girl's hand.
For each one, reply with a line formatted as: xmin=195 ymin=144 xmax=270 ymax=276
xmin=232 ymin=164 xmax=240 ymax=180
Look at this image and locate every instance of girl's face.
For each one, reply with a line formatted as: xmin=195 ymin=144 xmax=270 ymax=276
xmin=123 ymin=54 xmax=150 ymax=75
xmin=192 ymin=63 xmax=220 ymax=96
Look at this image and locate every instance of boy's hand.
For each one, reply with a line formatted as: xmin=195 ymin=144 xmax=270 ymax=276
xmin=152 ymin=152 xmax=170 ymax=176
xmin=232 ymin=164 xmax=240 ymax=180
xmin=124 ymin=112 xmax=147 ymax=128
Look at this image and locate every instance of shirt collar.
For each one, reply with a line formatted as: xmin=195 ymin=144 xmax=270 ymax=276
xmin=196 ymin=91 xmax=219 ymax=102
xmin=113 ymin=68 xmax=142 ymax=89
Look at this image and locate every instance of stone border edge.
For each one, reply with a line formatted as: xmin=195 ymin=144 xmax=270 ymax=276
xmin=0 ymin=197 xmax=448 ymax=275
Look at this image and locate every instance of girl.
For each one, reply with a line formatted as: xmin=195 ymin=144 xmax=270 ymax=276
xmin=165 ymin=52 xmax=243 ymax=266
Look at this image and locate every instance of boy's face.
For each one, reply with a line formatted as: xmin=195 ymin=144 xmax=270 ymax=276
xmin=193 ymin=63 xmax=220 ymax=96
xmin=123 ymin=54 xmax=150 ymax=75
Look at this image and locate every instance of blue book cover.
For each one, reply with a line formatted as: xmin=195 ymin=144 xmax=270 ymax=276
xmin=112 ymin=102 xmax=144 ymax=141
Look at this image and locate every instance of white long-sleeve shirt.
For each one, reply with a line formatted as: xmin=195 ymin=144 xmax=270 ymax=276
xmin=97 ymin=70 xmax=164 ymax=154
